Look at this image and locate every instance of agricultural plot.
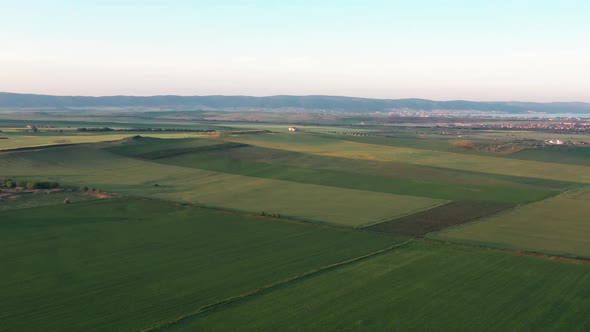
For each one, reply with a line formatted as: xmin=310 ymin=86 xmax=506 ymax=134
xmin=0 ymin=116 xmax=227 ymax=131
xmin=220 ymin=132 xmax=590 ymax=184
xmin=0 ymin=198 xmax=400 ymax=331
xmin=323 ymin=132 xmax=470 ymax=151
xmin=0 ymin=145 xmax=444 ymax=226
xmin=507 ymin=145 xmax=590 ymax=166
xmin=106 ymin=136 xmax=232 ymax=159
xmin=432 ymin=188 xmax=590 ymax=257
xmin=169 ymin=242 xmax=590 ymax=331
xmin=154 ymin=142 xmax=564 ymax=204
xmin=364 ymin=201 xmax=515 ymax=236
xmin=0 ymin=131 xmax=210 ymax=150
xmin=0 ymin=191 xmax=96 ymax=211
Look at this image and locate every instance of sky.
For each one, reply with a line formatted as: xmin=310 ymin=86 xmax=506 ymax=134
xmin=0 ymin=0 xmax=589 ymax=101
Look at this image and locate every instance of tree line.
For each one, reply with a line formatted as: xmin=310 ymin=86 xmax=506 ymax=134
xmin=1 ymin=178 xmax=60 ymax=190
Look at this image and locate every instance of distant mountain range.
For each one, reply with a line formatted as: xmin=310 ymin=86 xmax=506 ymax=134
xmin=1 ymin=92 xmax=590 ymax=114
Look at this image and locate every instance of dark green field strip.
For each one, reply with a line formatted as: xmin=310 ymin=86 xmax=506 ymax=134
xmin=105 ymin=136 xmax=221 ymax=157
xmin=134 ymin=142 xmax=247 ymax=159
xmin=364 ymin=201 xmax=515 ymax=236
xmin=0 ymin=198 xmax=399 ymax=331
xmin=167 ymin=241 xmax=590 ymax=331
xmin=148 ymin=145 xmax=563 ymax=204
xmin=506 ymin=146 xmax=590 ymax=166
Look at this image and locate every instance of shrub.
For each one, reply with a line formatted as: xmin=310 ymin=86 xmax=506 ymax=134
xmin=1 ymin=180 xmax=16 ymax=188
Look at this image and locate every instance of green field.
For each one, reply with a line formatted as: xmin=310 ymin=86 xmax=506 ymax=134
xmin=0 ymin=198 xmax=400 ymax=331
xmin=105 ymin=136 xmax=225 ymax=158
xmin=432 ymin=188 xmax=590 ymax=257
xmin=220 ymin=132 xmax=590 ymax=184
xmin=0 ymin=191 xmax=96 ymax=211
xmin=507 ymin=145 xmax=590 ymax=166
xmin=168 ymin=242 xmax=590 ymax=331
xmin=150 ymin=142 xmax=564 ymax=204
xmin=3 ymin=121 xmax=590 ymax=331
xmin=0 ymin=144 xmax=444 ymax=226
xmin=0 ymin=131 xmax=211 ymax=150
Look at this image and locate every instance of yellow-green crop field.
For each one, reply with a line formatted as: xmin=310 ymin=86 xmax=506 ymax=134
xmin=432 ymin=188 xmax=590 ymax=257
xmin=0 ymin=132 xmax=210 ymax=150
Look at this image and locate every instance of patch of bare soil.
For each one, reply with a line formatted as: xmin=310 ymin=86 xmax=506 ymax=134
xmin=364 ymin=201 xmax=515 ymax=237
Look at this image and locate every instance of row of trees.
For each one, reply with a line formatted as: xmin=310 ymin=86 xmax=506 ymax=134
xmin=0 ymin=178 xmax=104 ymax=193
xmin=77 ymin=127 xmax=114 ymax=132
xmin=0 ymin=178 xmax=60 ymax=190
xmin=76 ymin=127 xmax=215 ymax=133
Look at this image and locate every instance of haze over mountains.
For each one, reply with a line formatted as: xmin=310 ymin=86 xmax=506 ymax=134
xmin=1 ymin=92 xmax=589 ymax=114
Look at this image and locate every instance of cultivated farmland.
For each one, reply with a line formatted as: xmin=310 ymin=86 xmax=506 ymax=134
xmin=433 ymin=188 xmax=590 ymax=257
xmin=0 ymin=131 xmax=211 ymax=151
xmin=0 ymin=144 xmax=444 ymax=226
xmin=150 ymin=142 xmax=564 ymax=204
xmin=2 ymin=119 xmax=590 ymax=331
xmin=168 ymin=242 xmax=590 ymax=331
xmin=364 ymin=200 xmax=515 ymax=236
xmin=220 ymin=132 xmax=590 ymax=183
xmin=0 ymin=198 xmax=400 ymax=331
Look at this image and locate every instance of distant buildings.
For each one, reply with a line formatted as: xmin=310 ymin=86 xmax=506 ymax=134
xmin=545 ymin=139 xmax=564 ymax=145
xmin=26 ymin=124 xmax=54 ymax=129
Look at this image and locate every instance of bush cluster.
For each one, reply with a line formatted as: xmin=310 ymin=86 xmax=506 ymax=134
xmin=77 ymin=127 xmax=114 ymax=132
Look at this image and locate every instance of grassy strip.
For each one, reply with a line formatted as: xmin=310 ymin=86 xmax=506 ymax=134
xmin=0 ymin=191 xmax=100 ymax=212
xmin=141 ymin=239 xmax=414 ymax=332
xmin=422 ymin=238 xmax=590 ymax=264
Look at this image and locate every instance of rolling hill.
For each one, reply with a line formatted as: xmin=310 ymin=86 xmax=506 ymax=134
xmin=1 ymin=92 xmax=589 ymax=113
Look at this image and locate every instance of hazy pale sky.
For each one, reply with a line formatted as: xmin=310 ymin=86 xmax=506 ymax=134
xmin=1 ymin=0 xmax=589 ymax=101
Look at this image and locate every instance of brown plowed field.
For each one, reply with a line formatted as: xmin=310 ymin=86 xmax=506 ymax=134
xmin=364 ymin=201 xmax=514 ymax=236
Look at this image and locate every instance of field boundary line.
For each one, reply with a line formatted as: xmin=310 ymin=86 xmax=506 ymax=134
xmin=140 ymin=239 xmax=414 ymax=332
xmin=359 ymin=200 xmax=452 ymax=228
xmin=421 ymin=238 xmax=590 ymax=265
